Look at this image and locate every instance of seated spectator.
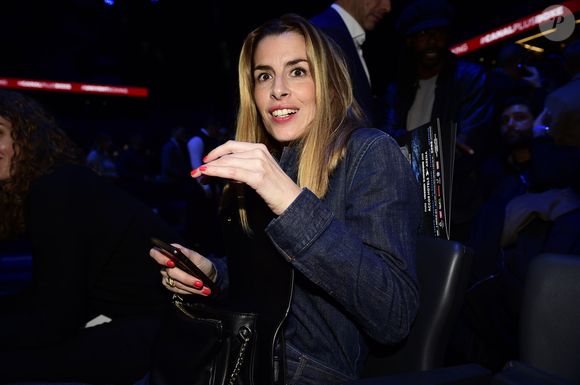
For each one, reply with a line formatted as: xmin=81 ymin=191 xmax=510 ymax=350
xmin=478 ymin=96 xmax=539 ymax=205
xmin=386 ymin=0 xmax=495 ymax=242
xmin=185 ymin=115 xmax=228 ymax=254
xmin=86 ymin=130 xmax=119 ymax=179
xmin=0 ymin=89 xmax=184 ymax=384
xmin=457 ymin=95 xmax=580 ymax=371
xmin=469 ymin=94 xmax=580 ymax=280
xmin=465 ymin=97 xmax=539 ymax=281
xmin=158 ymin=125 xmax=191 ymax=184
xmin=148 ymin=14 xmax=421 ymax=385
xmin=156 ymin=124 xmax=209 ymax=246
xmin=116 ymin=132 xmax=156 ymax=182
xmin=487 ymin=42 xmax=545 ymax=111
xmin=187 ymin=115 xmax=227 ymax=198
xmin=187 ymin=116 xmax=224 ymax=171
xmin=542 ymin=38 xmax=580 ymax=149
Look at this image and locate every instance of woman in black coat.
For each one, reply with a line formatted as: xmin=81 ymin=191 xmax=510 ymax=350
xmin=0 ymin=90 xmax=182 ymax=384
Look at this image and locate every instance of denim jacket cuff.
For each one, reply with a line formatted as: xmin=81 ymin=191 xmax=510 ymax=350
xmin=266 ymin=188 xmax=333 ymax=261
xmin=207 ymin=255 xmax=228 ymax=291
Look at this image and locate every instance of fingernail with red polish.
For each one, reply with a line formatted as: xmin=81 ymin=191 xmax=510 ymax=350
xmin=193 ymin=280 xmax=203 ymax=289
xmin=166 ymin=259 xmax=175 ymax=268
xmin=190 ymin=168 xmax=198 ymax=177
xmin=202 ymin=287 xmax=211 ymax=296
xmin=199 ymin=165 xmax=207 ymax=171
xmin=202 ymin=156 xmax=208 ymax=162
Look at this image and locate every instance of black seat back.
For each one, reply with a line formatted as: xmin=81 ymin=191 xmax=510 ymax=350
xmin=363 ymin=236 xmax=473 ymax=377
xmin=519 ymin=253 xmax=580 ymax=384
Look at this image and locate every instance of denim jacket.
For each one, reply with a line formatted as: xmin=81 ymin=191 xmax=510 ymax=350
xmin=216 ymin=128 xmax=421 ymax=384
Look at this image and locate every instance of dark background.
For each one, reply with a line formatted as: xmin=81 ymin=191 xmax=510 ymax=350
xmin=0 ymin=0 xmax=563 ymax=150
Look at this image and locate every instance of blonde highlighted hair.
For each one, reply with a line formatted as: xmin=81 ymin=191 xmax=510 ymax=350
xmin=236 ymin=13 xmax=366 ymax=197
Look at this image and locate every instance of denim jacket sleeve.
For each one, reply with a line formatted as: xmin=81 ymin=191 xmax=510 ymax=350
xmin=265 ymin=129 xmax=422 ymax=344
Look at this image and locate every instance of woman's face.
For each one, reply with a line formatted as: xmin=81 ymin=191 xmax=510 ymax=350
xmin=253 ymin=31 xmax=316 ymax=144
xmin=0 ymin=115 xmax=15 ymax=181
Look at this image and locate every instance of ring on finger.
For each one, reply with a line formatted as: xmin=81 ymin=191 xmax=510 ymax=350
xmin=166 ymin=274 xmax=175 ymax=288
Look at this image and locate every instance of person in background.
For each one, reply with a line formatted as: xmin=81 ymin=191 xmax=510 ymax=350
xmin=85 ymin=130 xmax=119 ymax=179
xmin=184 ymin=115 xmax=228 ymax=254
xmin=157 ymin=124 xmax=207 ymax=246
xmin=0 ymin=89 xmax=184 ymax=384
xmin=487 ymin=42 xmax=545 ymax=112
xmin=456 ymin=95 xmax=580 ymax=371
xmin=187 ymin=115 xmax=224 ymax=171
xmin=149 ymin=13 xmax=421 ymax=385
xmin=385 ymin=0 xmax=494 ymax=242
xmin=116 ymin=132 xmax=156 ymax=182
xmin=310 ymin=0 xmax=392 ymax=126
xmin=158 ymin=125 xmax=191 ymax=184
xmin=467 ymin=96 xmax=542 ymax=282
xmin=186 ymin=115 xmax=227 ymax=198
xmin=541 ymin=38 xmax=580 ymax=149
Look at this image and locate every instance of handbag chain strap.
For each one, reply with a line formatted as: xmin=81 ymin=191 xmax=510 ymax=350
xmin=171 ymin=294 xmax=255 ymax=385
xmin=227 ymin=325 xmax=252 ymax=385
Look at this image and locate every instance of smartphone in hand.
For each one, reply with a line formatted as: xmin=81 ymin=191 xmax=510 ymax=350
xmin=151 ymin=237 xmax=218 ymax=295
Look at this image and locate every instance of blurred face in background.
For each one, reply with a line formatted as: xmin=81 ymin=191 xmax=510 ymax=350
xmin=0 ymin=115 xmax=15 ymax=181
xmin=253 ymin=31 xmax=316 ymax=144
xmin=340 ymin=0 xmax=391 ymax=30
xmin=408 ymin=27 xmax=449 ymax=70
xmin=500 ymin=104 xmax=534 ymax=145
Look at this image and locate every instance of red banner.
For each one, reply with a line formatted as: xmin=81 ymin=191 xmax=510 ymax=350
xmin=0 ymin=77 xmax=148 ymax=97
xmin=450 ymin=0 xmax=580 ymax=55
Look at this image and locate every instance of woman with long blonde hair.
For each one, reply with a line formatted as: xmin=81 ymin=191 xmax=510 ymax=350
xmin=151 ymin=13 xmax=421 ymax=385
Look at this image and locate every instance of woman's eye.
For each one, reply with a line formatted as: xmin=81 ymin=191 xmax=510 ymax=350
xmin=256 ymin=73 xmax=271 ymax=82
xmin=291 ymin=68 xmax=306 ymax=77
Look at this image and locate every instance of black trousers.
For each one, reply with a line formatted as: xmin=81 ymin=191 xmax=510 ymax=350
xmin=0 ymin=316 xmax=162 ymax=385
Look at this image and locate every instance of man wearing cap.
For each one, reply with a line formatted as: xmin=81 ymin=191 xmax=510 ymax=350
xmin=310 ymin=0 xmax=392 ymax=126
xmin=385 ymin=0 xmax=494 ymax=242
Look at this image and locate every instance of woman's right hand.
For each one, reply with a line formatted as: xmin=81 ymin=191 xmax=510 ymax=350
xmin=191 ymin=140 xmax=302 ymax=216
xmin=149 ymin=243 xmax=216 ymax=297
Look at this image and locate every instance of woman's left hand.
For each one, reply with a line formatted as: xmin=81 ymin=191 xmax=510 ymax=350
xmin=191 ymin=140 xmax=301 ymax=215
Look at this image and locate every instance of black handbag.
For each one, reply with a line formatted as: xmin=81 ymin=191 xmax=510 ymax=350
xmin=150 ymin=294 xmax=260 ymax=385
xmin=150 ymin=185 xmax=294 ymax=385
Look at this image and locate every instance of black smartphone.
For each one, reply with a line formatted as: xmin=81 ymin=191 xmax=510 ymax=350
xmin=151 ymin=237 xmax=218 ymax=295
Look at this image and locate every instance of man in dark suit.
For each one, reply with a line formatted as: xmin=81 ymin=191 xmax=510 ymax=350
xmin=310 ymin=0 xmax=391 ymax=126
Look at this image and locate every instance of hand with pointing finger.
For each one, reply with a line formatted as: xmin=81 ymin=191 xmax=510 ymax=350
xmin=191 ymin=140 xmax=302 ymax=216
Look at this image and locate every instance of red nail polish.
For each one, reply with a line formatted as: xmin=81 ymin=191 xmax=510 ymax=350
xmin=199 ymin=165 xmax=207 ymax=171
xmin=190 ymin=168 xmax=198 ymax=177
xmin=166 ymin=259 xmax=175 ymax=268
xmin=202 ymin=156 xmax=208 ymax=162
xmin=193 ymin=280 xmax=203 ymax=289
xmin=202 ymin=287 xmax=211 ymax=296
